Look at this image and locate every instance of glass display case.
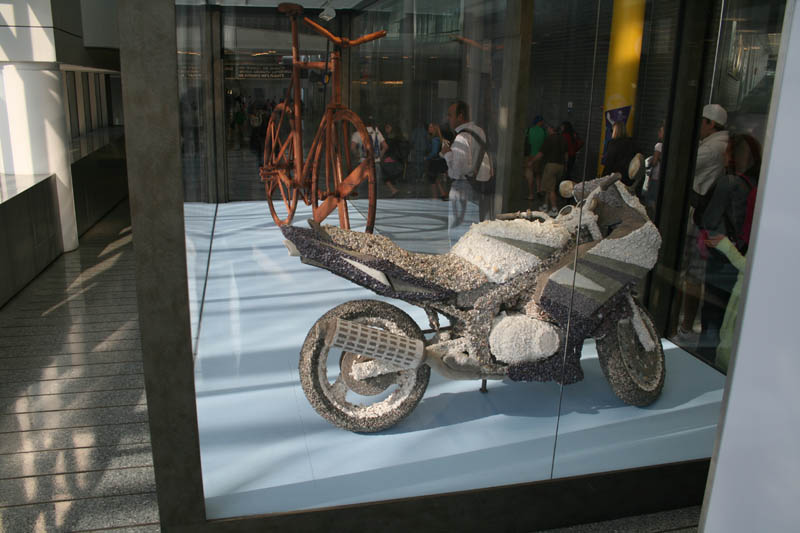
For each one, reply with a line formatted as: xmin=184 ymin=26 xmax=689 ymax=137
xmin=172 ymin=0 xmax=786 ymax=522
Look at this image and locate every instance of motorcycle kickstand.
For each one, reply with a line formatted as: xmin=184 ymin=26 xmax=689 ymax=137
xmin=480 ymin=379 xmax=488 ymax=393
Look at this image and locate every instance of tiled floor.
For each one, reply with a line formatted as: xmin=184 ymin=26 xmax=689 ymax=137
xmin=0 ymin=200 xmax=159 ymax=532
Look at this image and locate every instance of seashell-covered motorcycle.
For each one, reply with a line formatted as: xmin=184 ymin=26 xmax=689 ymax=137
xmin=280 ymin=166 xmax=665 ymax=432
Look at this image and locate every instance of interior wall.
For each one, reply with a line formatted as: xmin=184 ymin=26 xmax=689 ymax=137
xmin=80 ymin=0 xmax=120 ymax=49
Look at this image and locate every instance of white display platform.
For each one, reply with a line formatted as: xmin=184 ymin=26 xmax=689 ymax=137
xmin=187 ymin=201 xmax=725 ymax=520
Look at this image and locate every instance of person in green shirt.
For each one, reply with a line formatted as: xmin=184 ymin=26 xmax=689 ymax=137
xmin=524 ymin=115 xmax=546 ymax=201
xmin=705 ymin=234 xmax=746 ymax=371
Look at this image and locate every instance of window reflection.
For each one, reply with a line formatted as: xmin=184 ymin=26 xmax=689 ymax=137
xmin=671 ymin=0 xmax=785 ymax=371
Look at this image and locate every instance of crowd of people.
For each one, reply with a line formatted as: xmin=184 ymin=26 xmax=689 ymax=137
xmin=227 ymin=95 xmax=280 ymax=155
xmin=348 ymin=115 xmax=461 ymax=201
xmin=523 ymin=117 xmax=584 ymax=216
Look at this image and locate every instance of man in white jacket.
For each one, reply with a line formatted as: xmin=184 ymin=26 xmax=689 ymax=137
xmin=441 ymin=100 xmax=492 ymax=246
xmin=693 ymin=104 xmax=730 ymax=196
xmin=678 ymin=103 xmax=729 ymax=343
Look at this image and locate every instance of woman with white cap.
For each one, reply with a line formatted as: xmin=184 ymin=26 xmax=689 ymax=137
xmin=676 ymin=103 xmax=729 ymax=347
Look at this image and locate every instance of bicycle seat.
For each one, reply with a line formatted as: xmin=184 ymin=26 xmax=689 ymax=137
xmin=278 ymin=3 xmax=304 ymax=16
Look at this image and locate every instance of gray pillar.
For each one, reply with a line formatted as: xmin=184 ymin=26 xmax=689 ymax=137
xmin=494 ymin=0 xmax=533 ymax=215
xmin=118 ymin=0 xmax=206 ymax=528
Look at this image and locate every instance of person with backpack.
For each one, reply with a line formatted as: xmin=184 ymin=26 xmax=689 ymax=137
xmin=350 ymin=115 xmax=390 ymax=195
xmin=440 ymin=100 xmax=494 ymax=245
xmin=696 ymin=133 xmax=761 ymax=363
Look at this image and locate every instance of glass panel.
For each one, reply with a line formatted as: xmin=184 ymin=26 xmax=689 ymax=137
xmin=177 ymin=3 xmax=216 ymax=351
xmin=221 ymin=7 xmax=326 ymax=200
xmin=178 ymin=0 xmax=788 ymax=521
xmin=670 ymin=0 xmax=785 ymax=369
xmin=553 ymin=0 xmax=785 ymax=479
xmin=553 ymin=0 xmax=714 ymax=478
xmin=188 ymin=1 xmax=567 ymax=520
xmin=349 ymin=0 xmax=504 ymax=252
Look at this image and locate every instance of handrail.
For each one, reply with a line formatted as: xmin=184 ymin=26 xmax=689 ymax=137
xmin=302 ymin=16 xmax=386 ymax=48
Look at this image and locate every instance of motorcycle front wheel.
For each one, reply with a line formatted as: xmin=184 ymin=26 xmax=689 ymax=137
xmin=299 ymin=300 xmax=430 ymax=433
xmin=596 ymin=297 xmax=665 ymax=406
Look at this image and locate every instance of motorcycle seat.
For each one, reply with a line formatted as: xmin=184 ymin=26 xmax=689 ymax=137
xmin=318 ymin=223 xmax=489 ymax=294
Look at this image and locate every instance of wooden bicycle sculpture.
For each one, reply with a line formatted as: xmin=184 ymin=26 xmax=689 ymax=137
xmin=259 ymin=3 xmax=385 ymax=233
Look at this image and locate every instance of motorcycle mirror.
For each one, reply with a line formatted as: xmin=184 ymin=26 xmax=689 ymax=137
xmin=559 ymin=180 xmax=575 ymax=198
xmin=628 ymin=153 xmax=645 ymax=184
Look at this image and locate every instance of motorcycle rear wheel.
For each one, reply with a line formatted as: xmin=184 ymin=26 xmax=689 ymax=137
xmin=596 ymin=298 xmax=665 ymax=406
xmin=299 ymin=300 xmax=430 ymax=433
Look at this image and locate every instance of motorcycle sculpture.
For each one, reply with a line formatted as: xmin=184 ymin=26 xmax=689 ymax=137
xmin=281 ymin=159 xmax=665 ymax=432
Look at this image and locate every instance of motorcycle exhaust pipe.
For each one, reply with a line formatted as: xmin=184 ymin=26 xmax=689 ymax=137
xmin=325 ymin=318 xmax=425 ymax=370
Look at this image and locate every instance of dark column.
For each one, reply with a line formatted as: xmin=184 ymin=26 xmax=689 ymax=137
xmin=495 ymin=0 xmax=533 ymax=214
xmin=647 ymin=0 xmax=717 ymax=332
xmin=118 ymin=0 xmax=206 ymax=528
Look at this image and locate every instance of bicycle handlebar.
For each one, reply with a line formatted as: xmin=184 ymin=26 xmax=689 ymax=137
xmin=303 ymin=16 xmax=386 ymax=48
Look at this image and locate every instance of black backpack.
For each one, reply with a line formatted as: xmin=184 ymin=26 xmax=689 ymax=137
xmin=458 ymin=128 xmax=495 ymax=195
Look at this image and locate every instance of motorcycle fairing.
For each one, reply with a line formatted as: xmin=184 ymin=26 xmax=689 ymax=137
xmin=538 ymin=183 xmax=660 ymax=326
xmin=507 ymin=181 xmax=660 ymax=385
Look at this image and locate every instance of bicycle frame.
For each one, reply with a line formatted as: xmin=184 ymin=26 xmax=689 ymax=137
xmin=261 ymin=3 xmax=385 ymax=231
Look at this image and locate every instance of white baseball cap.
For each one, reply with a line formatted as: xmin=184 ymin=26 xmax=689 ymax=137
xmin=702 ymin=104 xmax=727 ymax=127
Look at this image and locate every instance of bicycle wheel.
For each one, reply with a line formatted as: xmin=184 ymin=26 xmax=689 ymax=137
xmin=310 ymin=109 xmax=377 ymax=233
xmin=262 ymin=102 xmax=300 ymax=226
